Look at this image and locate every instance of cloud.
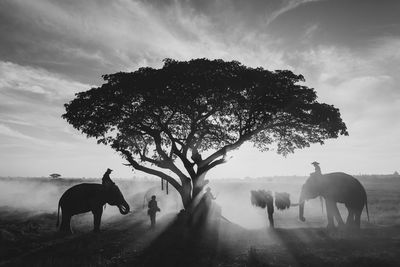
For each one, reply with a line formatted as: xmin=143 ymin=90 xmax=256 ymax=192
xmin=265 ymin=0 xmax=322 ymax=26
xmin=0 ymin=59 xmax=140 ymax=177
xmin=0 ymin=0 xmax=292 ymax=84
xmin=0 ymin=124 xmax=38 ymax=141
xmin=280 ymin=40 xmax=400 ymax=174
xmin=0 ymin=61 xmax=87 ymax=102
xmin=0 ymin=118 xmax=34 ymax=126
xmin=0 ymin=0 xmax=399 ymax=176
xmin=0 ymin=61 xmax=91 ymax=145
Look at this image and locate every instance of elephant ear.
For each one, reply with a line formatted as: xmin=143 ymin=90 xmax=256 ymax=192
xmin=313 ymin=176 xmax=324 ymax=195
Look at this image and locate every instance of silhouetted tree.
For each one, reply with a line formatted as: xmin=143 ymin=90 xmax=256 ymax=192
xmin=62 ymin=58 xmax=348 ymax=210
xmin=50 ymin=173 xmax=61 ymax=179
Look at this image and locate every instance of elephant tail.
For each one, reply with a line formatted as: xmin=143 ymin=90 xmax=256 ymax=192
xmin=56 ymin=201 xmax=60 ymax=227
xmin=365 ymin=199 xmax=370 ymax=222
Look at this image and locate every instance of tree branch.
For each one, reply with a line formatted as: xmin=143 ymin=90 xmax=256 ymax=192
xmin=198 ymin=157 xmax=228 ymax=176
xmin=161 ymin=125 xmax=196 ymax=178
xmin=198 ymin=127 xmax=265 ymax=169
xmin=139 ymin=155 xmax=170 ymax=168
xmin=120 ymin=149 xmax=182 ymax=190
xmin=183 ymin=110 xmax=214 ymax=158
xmin=152 ymin=110 xmax=197 ymax=178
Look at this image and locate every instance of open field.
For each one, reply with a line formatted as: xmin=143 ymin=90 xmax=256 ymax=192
xmin=1 ymin=175 xmax=400 ymax=266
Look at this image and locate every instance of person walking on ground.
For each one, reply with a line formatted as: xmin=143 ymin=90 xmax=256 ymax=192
xmin=148 ymin=195 xmax=160 ymax=229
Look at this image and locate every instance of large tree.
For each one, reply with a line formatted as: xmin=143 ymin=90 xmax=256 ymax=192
xmin=63 ymin=58 xmax=348 ymax=209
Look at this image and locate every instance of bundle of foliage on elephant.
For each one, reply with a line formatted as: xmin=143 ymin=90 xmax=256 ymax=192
xmin=250 ymin=190 xmax=273 ymax=209
xmin=274 ymin=192 xmax=291 ymax=210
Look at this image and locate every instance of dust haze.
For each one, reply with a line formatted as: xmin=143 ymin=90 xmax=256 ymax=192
xmin=0 ymin=177 xmax=330 ymax=230
xmin=212 ymin=178 xmax=333 ymax=229
xmin=1 ymin=175 xmax=399 ymax=230
xmin=1 ymin=175 xmax=400 ymax=266
xmin=0 ymin=177 xmax=181 ymax=223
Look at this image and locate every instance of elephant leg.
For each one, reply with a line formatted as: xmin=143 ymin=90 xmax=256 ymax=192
xmin=345 ymin=207 xmax=355 ymax=226
xmin=331 ymin=203 xmax=344 ymax=227
xmin=267 ymin=211 xmax=274 ymax=228
xmin=326 ymin=200 xmax=335 ymax=229
xmin=354 ymin=209 xmax=362 ymax=229
xmin=60 ymin=212 xmax=72 ymax=234
xmin=92 ymin=208 xmax=103 ymax=233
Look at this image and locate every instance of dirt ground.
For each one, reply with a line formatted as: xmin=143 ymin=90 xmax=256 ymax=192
xmin=1 ymin=208 xmax=400 ymax=267
xmin=1 ymin=176 xmax=400 ymax=266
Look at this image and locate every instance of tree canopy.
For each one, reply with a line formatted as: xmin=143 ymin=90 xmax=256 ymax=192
xmin=63 ymin=58 xmax=348 ymax=208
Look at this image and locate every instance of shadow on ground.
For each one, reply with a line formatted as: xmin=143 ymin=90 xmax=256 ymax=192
xmin=2 ymin=209 xmax=400 ymax=267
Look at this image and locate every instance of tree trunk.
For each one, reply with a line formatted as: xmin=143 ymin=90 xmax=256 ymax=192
xmin=179 ymin=179 xmax=193 ymax=210
xmin=192 ymin=172 xmax=208 ymax=201
xmin=192 ymin=185 xmax=203 ymax=202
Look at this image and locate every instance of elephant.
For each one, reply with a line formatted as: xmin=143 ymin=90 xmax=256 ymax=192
xmin=298 ymin=172 xmax=369 ymax=229
xmin=56 ymin=169 xmax=130 ymax=233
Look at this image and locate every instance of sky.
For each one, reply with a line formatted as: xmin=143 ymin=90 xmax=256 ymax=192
xmin=0 ymin=0 xmax=399 ymax=179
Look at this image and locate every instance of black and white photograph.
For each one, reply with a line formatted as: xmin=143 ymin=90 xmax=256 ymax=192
xmin=0 ymin=0 xmax=399 ymax=266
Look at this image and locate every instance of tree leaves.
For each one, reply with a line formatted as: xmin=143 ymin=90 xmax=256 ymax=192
xmin=63 ymin=58 xmax=348 ymax=193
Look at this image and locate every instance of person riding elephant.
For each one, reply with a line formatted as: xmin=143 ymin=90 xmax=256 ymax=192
xmin=102 ymin=168 xmax=113 ymax=181
xmin=56 ymin=168 xmax=130 ymax=233
xmin=311 ymin=161 xmax=322 ymax=177
xmin=298 ymin=172 xmax=369 ymax=230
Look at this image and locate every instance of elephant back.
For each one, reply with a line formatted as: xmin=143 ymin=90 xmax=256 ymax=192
xmin=322 ymin=172 xmax=367 ymax=208
xmin=59 ymin=183 xmax=103 ymax=208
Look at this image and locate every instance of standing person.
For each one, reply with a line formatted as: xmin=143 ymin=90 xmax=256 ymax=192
xmin=197 ymin=187 xmax=217 ymax=223
xmin=311 ymin=161 xmax=322 ymax=177
xmin=204 ymin=187 xmax=216 ymax=207
xmin=148 ymin=195 xmax=160 ymax=229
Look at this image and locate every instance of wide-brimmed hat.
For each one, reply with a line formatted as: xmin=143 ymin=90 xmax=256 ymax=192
xmin=311 ymin=161 xmax=319 ymax=165
xmin=106 ymin=168 xmax=113 ymax=172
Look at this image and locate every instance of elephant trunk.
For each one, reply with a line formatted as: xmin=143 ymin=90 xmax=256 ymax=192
xmin=118 ymin=200 xmax=130 ymax=215
xmin=299 ymin=201 xmax=305 ymax=221
xmin=298 ymin=185 xmax=307 ymax=222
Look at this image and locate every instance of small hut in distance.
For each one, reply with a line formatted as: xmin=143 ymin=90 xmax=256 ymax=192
xmin=49 ymin=173 xmax=61 ymax=179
